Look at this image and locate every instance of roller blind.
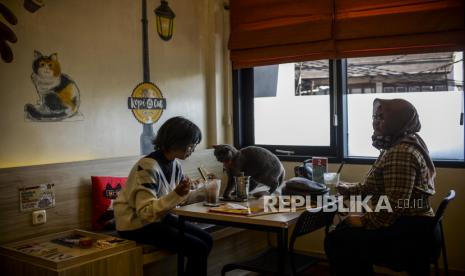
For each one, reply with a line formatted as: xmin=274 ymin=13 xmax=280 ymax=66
xmin=229 ymin=0 xmax=464 ymax=68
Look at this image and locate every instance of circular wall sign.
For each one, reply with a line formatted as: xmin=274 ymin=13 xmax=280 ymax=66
xmin=128 ymin=82 xmax=167 ymax=124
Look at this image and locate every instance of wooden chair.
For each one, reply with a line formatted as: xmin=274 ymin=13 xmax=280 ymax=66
xmin=430 ymin=190 xmax=455 ymax=276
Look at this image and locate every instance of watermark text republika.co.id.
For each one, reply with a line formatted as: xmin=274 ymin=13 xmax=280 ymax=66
xmin=262 ymin=195 xmax=426 ymax=213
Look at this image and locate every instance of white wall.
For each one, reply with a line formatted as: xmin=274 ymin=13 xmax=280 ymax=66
xmin=0 ymin=0 xmax=229 ymax=168
xmin=2 ymin=0 xmax=463 ymax=272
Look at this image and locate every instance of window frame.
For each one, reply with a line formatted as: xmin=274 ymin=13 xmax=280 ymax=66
xmin=233 ymin=60 xmax=341 ymax=162
xmin=233 ymin=55 xmax=465 ymax=168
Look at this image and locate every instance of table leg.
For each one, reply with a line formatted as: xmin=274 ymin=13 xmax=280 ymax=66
xmin=177 ymin=216 xmax=185 ymax=276
xmin=277 ymin=228 xmax=288 ymax=274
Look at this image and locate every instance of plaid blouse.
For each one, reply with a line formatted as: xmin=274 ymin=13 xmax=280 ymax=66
xmin=347 ymin=143 xmax=435 ymax=229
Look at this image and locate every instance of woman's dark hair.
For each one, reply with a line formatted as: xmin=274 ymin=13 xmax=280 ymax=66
xmin=153 ymin=116 xmax=202 ymax=151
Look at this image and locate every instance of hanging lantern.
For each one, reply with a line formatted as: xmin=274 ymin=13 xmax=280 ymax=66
xmin=154 ymin=0 xmax=175 ymax=41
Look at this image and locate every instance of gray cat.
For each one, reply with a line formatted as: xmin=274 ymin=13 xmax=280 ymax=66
xmin=213 ymin=144 xmax=285 ymax=198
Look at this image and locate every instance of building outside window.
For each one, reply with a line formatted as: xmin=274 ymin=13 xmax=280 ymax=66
xmin=347 ymin=52 xmax=464 ymax=160
xmin=235 ymin=51 xmax=464 ymax=163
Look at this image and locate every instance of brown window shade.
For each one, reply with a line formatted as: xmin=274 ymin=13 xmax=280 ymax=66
xmin=229 ymin=0 xmax=464 ymax=68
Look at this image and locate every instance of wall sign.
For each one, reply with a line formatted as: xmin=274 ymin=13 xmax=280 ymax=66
xmin=128 ymin=82 xmax=166 ymax=124
xmin=19 ymin=183 xmax=55 ymax=212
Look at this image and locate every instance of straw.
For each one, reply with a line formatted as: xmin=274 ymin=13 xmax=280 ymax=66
xmin=336 ymin=161 xmax=345 ymax=174
xmin=198 ymin=167 xmax=208 ymax=181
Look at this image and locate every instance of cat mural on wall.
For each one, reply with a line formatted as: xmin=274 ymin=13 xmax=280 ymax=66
xmin=24 ymin=50 xmax=82 ymax=121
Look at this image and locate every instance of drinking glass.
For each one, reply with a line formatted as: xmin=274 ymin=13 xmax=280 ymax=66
xmin=204 ymin=179 xmax=221 ymax=206
xmin=323 ymin=172 xmax=340 ymax=195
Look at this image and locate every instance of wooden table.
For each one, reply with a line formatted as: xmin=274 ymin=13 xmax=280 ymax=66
xmin=0 ymin=229 xmax=142 ymax=276
xmin=172 ymin=199 xmax=305 ymax=276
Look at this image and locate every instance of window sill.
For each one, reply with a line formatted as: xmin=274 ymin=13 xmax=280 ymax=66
xmin=343 ymin=157 xmax=465 ymax=168
xmin=278 ymin=155 xmax=465 ymax=168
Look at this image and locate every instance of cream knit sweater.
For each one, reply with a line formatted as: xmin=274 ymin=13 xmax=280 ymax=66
xmin=114 ymin=157 xmax=187 ymax=231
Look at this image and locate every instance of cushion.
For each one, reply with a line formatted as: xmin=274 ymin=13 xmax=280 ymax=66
xmin=91 ymin=176 xmax=127 ymax=230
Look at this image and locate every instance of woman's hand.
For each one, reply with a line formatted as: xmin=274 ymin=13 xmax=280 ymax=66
xmin=175 ymin=177 xmax=191 ymax=196
xmin=206 ymin=173 xmax=218 ymax=179
xmin=190 ymin=178 xmax=205 ymax=189
xmin=336 ymin=182 xmax=351 ymax=196
xmin=345 ymin=215 xmax=363 ymax=227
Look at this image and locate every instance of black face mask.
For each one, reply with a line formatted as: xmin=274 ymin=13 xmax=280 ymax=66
xmin=371 ymin=134 xmax=393 ymax=150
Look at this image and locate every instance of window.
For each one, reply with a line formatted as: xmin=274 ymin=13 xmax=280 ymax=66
xmin=364 ymin=87 xmax=375 ymax=94
xmin=383 ymin=87 xmax=395 ymax=93
xmin=435 ymin=85 xmax=447 ymax=91
xmin=351 ymin=88 xmax=362 ymax=94
xmin=234 ymin=52 xmax=464 ymax=164
xmin=347 ymin=52 xmax=464 ymax=160
xmin=422 ymin=85 xmax=434 ymax=92
xmin=409 ymin=86 xmax=420 ymax=92
xmin=396 ymin=86 xmax=407 ymax=92
xmin=234 ymin=60 xmax=337 ymax=158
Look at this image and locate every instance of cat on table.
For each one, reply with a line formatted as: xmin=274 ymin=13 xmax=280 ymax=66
xmin=25 ymin=50 xmax=80 ymax=121
xmin=213 ymin=144 xmax=285 ymax=199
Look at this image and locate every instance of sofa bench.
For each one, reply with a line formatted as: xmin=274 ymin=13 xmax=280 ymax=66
xmin=0 ymin=149 xmax=268 ymax=275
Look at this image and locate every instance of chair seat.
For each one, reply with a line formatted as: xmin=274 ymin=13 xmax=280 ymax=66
xmin=222 ymin=247 xmax=319 ymax=276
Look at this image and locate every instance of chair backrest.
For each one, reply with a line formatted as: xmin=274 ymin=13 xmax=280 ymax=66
xmin=428 ymin=190 xmax=456 ymax=262
xmin=289 ymin=204 xmax=336 ymax=251
xmin=433 ymin=190 xmax=456 ymax=226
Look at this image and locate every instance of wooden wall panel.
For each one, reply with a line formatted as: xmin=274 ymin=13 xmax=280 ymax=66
xmin=0 ymin=149 xmax=223 ymax=244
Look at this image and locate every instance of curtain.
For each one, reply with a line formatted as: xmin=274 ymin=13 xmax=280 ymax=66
xmin=229 ymin=0 xmax=464 ymax=68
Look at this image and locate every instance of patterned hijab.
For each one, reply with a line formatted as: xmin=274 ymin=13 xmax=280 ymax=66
xmin=371 ymin=98 xmax=436 ymax=181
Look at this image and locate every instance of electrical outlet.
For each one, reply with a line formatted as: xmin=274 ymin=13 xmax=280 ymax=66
xmin=32 ymin=210 xmax=46 ymax=225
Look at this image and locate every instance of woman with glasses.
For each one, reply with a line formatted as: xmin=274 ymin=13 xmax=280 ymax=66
xmin=114 ymin=116 xmax=212 ymax=276
xmin=325 ymin=98 xmax=436 ymax=275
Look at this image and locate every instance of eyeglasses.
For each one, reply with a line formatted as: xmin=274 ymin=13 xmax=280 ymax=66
xmin=372 ymin=114 xmax=384 ymax=122
xmin=186 ymin=143 xmax=198 ymax=153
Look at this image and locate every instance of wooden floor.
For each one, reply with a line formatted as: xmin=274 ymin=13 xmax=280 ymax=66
xmin=218 ymin=264 xmax=465 ymax=276
xmin=219 ymin=266 xmax=334 ymax=276
xmin=213 ymin=263 xmax=395 ymax=276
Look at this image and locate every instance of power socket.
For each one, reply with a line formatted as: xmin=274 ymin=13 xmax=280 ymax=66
xmin=32 ymin=210 xmax=46 ymax=225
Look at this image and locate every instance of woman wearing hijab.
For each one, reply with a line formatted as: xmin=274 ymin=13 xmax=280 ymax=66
xmin=324 ymin=98 xmax=436 ymax=275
